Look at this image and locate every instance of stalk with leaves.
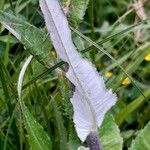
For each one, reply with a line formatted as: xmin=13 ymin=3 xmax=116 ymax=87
xmin=39 ymin=0 xmax=117 ymax=149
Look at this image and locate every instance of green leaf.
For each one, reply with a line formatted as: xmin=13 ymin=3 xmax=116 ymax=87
xmin=51 ymin=97 xmax=68 ymax=150
xmin=71 ymin=27 xmax=146 ymax=100
xmin=0 ymin=11 xmax=54 ymax=68
xmin=129 ymin=121 xmax=150 ymax=150
xmin=59 ymin=77 xmax=73 ymax=118
xmin=100 ymin=114 xmax=123 ymax=150
xmin=68 ymin=124 xmax=81 ymax=150
xmin=115 ymin=89 xmax=150 ymax=125
xmin=22 ymin=104 xmax=52 ymax=150
xmin=0 ymin=0 xmax=5 ymax=11
xmin=17 ymin=55 xmax=52 ymax=150
xmin=62 ymin=0 xmax=89 ymax=27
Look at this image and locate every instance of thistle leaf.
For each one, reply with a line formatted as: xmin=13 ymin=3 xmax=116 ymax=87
xmin=22 ymin=104 xmax=52 ymax=150
xmin=129 ymin=120 xmax=150 ymax=150
xmin=68 ymin=124 xmax=81 ymax=150
xmin=61 ymin=0 xmax=90 ymax=27
xmin=51 ymin=97 xmax=68 ymax=150
xmin=17 ymin=55 xmax=52 ymax=150
xmin=100 ymin=114 xmax=123 ymax=150
xmin=0 ymin=11 xmax=53 ymax=68
xmin=40 ymin=0 xmax=117 ymax=142
xmin=68 ymin=0 xmax=89 ymax=27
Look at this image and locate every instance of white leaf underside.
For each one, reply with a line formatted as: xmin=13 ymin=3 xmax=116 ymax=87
xmin=17 ymin=55 xmax=33 ymax=101
xmin=40 ymin=0 xmax=117 ymax=142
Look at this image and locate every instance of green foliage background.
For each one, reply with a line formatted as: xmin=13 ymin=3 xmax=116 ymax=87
xmin=0 ymin=0 xmax=150 ymax=149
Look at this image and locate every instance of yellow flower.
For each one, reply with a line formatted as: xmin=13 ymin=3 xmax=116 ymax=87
xmin=104 ymin=71 xmax=113 ymax=77
xmin=122 ymin=77 xmax=131 ymax=86
xmin=145 ymin=53 xmax=150 ymax=61
xmin=51 ymin=51 xmax=56 ymax=57
xmin=112 ymin=49 xmax=118 ymax=56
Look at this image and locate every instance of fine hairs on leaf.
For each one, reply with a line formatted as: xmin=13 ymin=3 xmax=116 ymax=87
xmin=17 ymin=55 xmax=52 ymax=150
xmin=40 ymin=0 xmax=117 ymax=143
xmin=0 ymin=11 xmax=53 ymax=68
xmin=129 ymin=120 xmax=150 ymax=150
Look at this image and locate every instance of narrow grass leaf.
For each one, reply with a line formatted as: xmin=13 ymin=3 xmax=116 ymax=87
xmin=0 ymin=0 xmax=5 ymax=10
xmin=115 ymin=89 xmax=150 ymax=125
xmin=71 ymin=27 xmax=147 ymax=100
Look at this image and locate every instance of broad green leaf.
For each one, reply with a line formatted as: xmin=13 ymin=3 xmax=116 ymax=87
xmin=51 ymin=98 xmax=68 ymax=150
xmin=68 ymin=0 xmax=89 ymax=27
xmin=17 ymin=56 xmax=52 ymax=150
xmin=0 ymin=11 xmax=54 ymax=68
xmin=61 ymin=0 xmax=89 ymax=27
xmin=59 ymin=77 xmax=73 ymax=118
xmin=129 ymin=121 xmax=150 ymax=150
xmin=22 ymin=103 xmax=52 ymax=150
xmin=68 ymin=124 xmax=81 ymax=150
xmin=100 ymin=114 xmax=123 ymax=150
